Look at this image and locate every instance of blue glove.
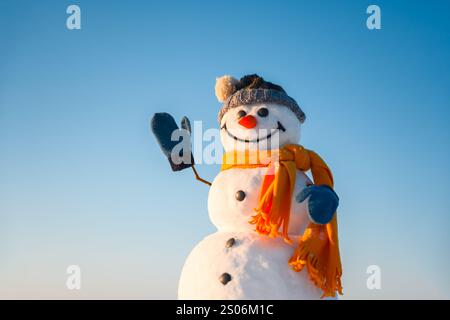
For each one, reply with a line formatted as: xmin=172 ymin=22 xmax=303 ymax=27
xmin=296 ymin=185 xmax=339 ymax=225
xmin=150 ymin=112 xmax=194 ymax=171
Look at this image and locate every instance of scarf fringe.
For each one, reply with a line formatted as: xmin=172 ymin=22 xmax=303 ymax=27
xmin=289 ymin=236 xmax=343 ymax=298
xmin=250 ymin=210 xmax=293 ymax=244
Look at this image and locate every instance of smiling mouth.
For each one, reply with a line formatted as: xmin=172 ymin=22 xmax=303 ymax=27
xmin=221 ymin=121 xmax=286 ymax=143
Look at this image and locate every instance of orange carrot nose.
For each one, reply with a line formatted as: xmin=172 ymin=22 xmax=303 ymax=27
xmin=238 ymin=115 xmax=257 ymax=129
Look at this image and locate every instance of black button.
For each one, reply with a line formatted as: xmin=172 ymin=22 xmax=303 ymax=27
xmin=225 ymin=238 xmax=235 ymax=248
xmin=219 ymin=273 xmax=232 ymax=285
xmin=235 ymin=190 xmax=245 ymax=201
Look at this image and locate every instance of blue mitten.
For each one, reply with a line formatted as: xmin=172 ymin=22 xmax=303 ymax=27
xmin=150 ymin=112 xmax=194 ymax=171
xmin=296 ymin=185 xmax=339 ymax=225
xmin=180 ymin=116 xmax=192 ymax=133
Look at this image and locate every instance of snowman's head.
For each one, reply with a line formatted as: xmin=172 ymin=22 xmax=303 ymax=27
xmin=216 ymin=74 xmax=305 ymax=152
xmin=219 ymin=102 xmax=301 ymax=152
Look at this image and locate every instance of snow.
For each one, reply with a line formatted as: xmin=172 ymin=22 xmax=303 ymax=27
xmin=178 ymin=232 xmax=322 ymax=299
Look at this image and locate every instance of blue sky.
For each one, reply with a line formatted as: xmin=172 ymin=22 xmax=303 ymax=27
xmin=0 ymin=0 xmax=449 ymax=299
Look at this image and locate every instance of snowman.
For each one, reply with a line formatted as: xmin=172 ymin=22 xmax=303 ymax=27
xmin=151 ymin=74 xmax=343 ymax=299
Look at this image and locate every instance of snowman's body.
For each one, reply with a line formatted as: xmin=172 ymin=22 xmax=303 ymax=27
xmin=178 ymin=167 xmax=323 ymax=299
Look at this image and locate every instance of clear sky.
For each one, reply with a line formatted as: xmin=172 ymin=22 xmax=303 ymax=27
xmin=0 ymin=0 xmax=449 ymax=299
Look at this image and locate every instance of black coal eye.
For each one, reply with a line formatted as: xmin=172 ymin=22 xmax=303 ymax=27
xmin=237 ymin=110 xmax=247 ymax=119
xmin=257 ymin=108 xmax=269 ymax=117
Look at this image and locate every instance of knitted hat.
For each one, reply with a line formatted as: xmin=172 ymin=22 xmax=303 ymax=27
xmin=215 ymin=74 xmax=305 ymax=124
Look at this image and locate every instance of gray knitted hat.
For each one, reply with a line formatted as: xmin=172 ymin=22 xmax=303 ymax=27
xmin=215 ymin=74 xmax=305 ymax=124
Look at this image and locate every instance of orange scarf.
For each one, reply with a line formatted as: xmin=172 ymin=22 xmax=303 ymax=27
xmin=221 ymin=144 xmax=342 ymax=298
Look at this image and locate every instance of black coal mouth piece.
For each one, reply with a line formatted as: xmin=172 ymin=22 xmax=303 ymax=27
xmin=221 ymin=121 xmax=286 ymax=143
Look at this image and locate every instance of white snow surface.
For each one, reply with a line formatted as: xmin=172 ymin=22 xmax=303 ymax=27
xmin=178 ymin=231 xmax=322 ymax=299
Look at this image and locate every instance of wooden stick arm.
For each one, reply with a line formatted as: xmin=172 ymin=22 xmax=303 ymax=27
xmin=191 ymin=166 xmax=212 ymax=186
